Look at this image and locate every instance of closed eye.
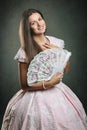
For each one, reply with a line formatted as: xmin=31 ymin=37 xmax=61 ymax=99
xmin=38 ymin=17 xmax=43 ymax=21
xmin=31 ymin=21 xmax=36 ymax=25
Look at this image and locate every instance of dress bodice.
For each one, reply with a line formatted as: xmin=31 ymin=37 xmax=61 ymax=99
xmin=14 ymin=36 xmax=64 ymax=62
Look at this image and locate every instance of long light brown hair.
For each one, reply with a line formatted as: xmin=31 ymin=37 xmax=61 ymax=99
xmin=19 ymin=9 xmax=45 ymax=64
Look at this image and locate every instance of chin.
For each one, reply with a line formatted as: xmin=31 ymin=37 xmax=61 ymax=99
xmin=38 ymin=30 xmax=46 ymax=34
xmin=34 ymin=29 xmax=46 ymax=35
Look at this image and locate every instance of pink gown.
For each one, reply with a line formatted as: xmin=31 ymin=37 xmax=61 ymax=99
xmin=1 ymin=36 xmax=87 ymax=130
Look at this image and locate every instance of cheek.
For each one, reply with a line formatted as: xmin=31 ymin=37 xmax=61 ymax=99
xmin=44 ymin=21 xmax=46 ymax=29
xmin=30 ymin=26 xmax=38 ymax=35
xmin=45 ymin=23 xmax=46 ymax=29
xmin=31 ymin=26 xmax=37 ymax=32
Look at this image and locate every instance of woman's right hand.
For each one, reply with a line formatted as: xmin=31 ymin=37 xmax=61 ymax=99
xmin=49 ymin=72 xmax=63 ymax=86
xmin=19 ymin=62 xmax=63 ymax=91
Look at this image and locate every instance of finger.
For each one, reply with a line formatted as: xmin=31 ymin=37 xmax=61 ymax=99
xmin=56 ymin=73 xmax=63 ymax=79
xmin=44 ymin=42 xmax=50 ymax=45
xmin=41 ymin=45 xmax=49 ymax=50
xmin=43 ymin=44 xmax=51 ymax=49
xmin=55 ymin=72 xmax=63 ymax=76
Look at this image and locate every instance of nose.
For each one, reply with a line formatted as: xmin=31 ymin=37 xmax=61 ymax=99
xmin=37 ymin=21 xmax=41 ymax=26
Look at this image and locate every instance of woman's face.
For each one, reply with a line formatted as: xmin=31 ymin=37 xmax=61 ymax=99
xmin=29 ymin=13 xmax=46 ymax=35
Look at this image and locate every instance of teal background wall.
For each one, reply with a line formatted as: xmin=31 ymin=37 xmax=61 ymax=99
xmin=0 ymin=0 xmax=87 ymax=128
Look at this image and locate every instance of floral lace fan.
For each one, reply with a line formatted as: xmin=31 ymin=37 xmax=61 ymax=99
xmin=27 ymin=48 xmax=71 ymax=86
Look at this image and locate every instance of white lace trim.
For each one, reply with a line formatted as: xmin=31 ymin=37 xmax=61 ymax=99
xmin=14 ymin=36 xmax=65 ymax=62
xmin=14 ymin=48 xmax=26 ymax=62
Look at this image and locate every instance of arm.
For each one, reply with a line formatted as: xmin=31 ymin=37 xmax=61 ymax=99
xmin=18 ymin=62 xmax=62 ymax=91
xmin=64 ymin=60 xmax=70 ymax=73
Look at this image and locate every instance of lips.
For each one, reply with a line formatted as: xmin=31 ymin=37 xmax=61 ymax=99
xmin=38 ymin=26 xmax=45 ymax=31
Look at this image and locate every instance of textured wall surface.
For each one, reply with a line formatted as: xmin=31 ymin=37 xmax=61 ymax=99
xmin=0 ymin=0 xmax=87 ymax=128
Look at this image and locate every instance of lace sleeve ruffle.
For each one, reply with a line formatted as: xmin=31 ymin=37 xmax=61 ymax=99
xmin=46 ymin=36 xmax=65 ymax=49
xmin=53 ymin=37 xmax=65 ymax=49
xmin=14 ymin=48 xmax=26 ymax=62
xmin=57 ymin=39 xmax=64 ymax=48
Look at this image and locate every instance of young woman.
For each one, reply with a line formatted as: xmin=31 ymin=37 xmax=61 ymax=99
xmin=1 ymin=9 xmax=87 ymax=130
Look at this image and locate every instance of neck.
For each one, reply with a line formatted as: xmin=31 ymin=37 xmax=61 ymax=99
xmin=33 ymin=34 xmax=46 ymax=45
